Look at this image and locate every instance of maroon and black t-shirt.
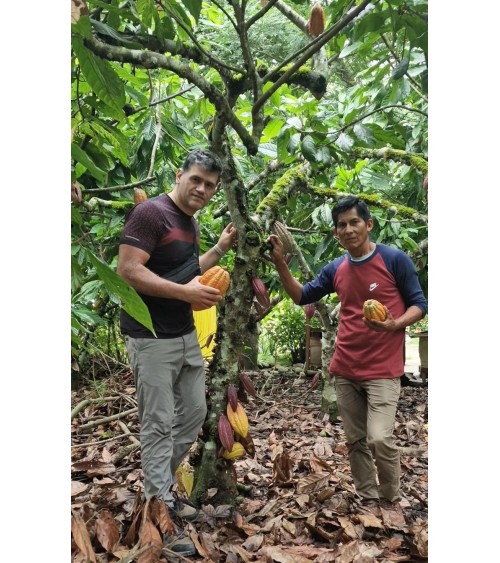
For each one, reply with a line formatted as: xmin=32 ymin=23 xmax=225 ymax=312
xmin=119 ymin=194 xmax=200 ymax=339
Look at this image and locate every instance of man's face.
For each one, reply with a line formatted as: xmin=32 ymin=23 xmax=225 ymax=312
xmin=333 ymin=207 xmax=373 ymax=255
xmin=174 ymin=165 xmax=220 ymax=214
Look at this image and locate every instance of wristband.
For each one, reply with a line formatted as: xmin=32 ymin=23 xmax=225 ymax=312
xmin=213 ymin=244 xmax=226 ymax=257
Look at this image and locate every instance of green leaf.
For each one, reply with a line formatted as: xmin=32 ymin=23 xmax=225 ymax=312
xmin=90 ymin=18 xmax=143 ymax=48
xmin=72 ymin=14 xmax=92 ymax=38
xmin=335 ymin=132 xmax=354 ymax=151
xmin=353 ymin=12 xmax=387 ymax=40
xmin=262 ymin=118 xmax=285 ymax=142
xmin=86 ymin=250 xmax=156 ymax=336
xmin=137 ymin=0 xmax=155 ymax=28
xmin=353 ymin=123 xmax=375 ymax=145
xmin=180 ymin=0 xmax=202 ymax=22
xmin=258 ymin=143 xmax=277 ymax=158
xmin=301 ymin=135 xmax=317 ymax=162
xmin=72 ymin=36 xmax=125 ymax=112
xmin=339 ymin=41 xmax=363 ymax=59
xmin=71 ymin=143 xmax=108 ymax=184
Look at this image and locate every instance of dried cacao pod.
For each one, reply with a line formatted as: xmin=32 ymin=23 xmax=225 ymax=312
xmin=239 ymin=372 xmax=257 ymax=397
xmin=217 ymin=414 xmax=234 ymax=452
xmin=222 ymin=442 xmax=246 ymax=460
xmin=226 ymin=403 xmax=249 ymax=438
xmin=227 ymin=384 xmax=239 ymax=411
xmin=310 ymin=372 xmax=320 ymax=389
xmin=363 ymin=299 xmax=387 ymax=322
xmin=134 ymin=187 xmax=148 ymax=204
xmin=71 ymin=182 xmax=82 ymax=204
xmin=308 ymin=3 xmax=325 ymax=37
xmin=193 ymin=266 xmax=231 ymax=311
xmin=239 ymin=433 xmax=256 ymax=458
xmin=251 ymin=277 xmax=271 ymax=309
xmin=305 ymin=303 xmax=315 ymax=320
xmin=271 ymin=221 xmax=295 ymax=255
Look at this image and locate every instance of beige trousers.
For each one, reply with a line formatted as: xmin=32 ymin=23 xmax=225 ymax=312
xmin=334 ymin=376 xmax=401 ymax=502
xmin=124 ymin=331 xmax=207 ymax=503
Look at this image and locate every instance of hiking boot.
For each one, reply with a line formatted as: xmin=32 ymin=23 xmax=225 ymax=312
xmin=379 ymin=498 xmax=406 ymax=528
xmin=168 ymin=499 xmax=200 ymax=522
xmin=163 ymin=524 xmax=197 ymax=558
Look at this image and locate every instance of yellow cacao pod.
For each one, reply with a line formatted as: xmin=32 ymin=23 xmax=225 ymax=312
xmin=222 ymin=442 xmax=246 ymax=460
xmin=308 ymin=3 xmax=325 ymax=37
xmin=226 ymin=403 xmax=249 ymax=438
xmin=133 ymin=187 xmax=148 ymax=204
xmin=363 ymin=299 xmax=387 ymax=321
xmin=193 ymin=266 xmax=230 ymax=311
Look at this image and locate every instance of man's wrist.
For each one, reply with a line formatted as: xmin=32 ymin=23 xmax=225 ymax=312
xmin=213 ymin=244 xmax=226 ymax=257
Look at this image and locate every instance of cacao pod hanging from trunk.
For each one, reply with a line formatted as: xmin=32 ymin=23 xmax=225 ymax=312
xmin=227 ymin=384 xmax=239 ymax=411
xmin=222 ymin=442 xmax=246 ymax=460
xmin=227 ymin=403 xmax=249 ymax=438
xmin=308 ymin=3 xmax=325 ymax=37
xmin=251 ymin=277 xmax=271 ymax=309
xmin=239 ymin=372 xmax=257 ymax=397
xmin=305 ymin=303 xmax=315 ymax=320
xmin=217 ymin=414 xmax=234 ymax=452
xmin=271 ymin=221 xmax=295 ymax=255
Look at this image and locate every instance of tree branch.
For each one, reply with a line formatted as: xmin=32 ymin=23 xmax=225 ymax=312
xmin=253 ymin=0 xmax=373 ymax=114
xmin=83 ymin=37 xmax=259 ymax=154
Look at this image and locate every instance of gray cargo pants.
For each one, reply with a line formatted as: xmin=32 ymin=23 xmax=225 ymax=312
xmin=334 ymin=376 xmax=401 ymax=503
xmin=124 ymin=330 xmax=207 ymax=503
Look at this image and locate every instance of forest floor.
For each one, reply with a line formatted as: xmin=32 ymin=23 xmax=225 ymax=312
xmin=71 ymin=363 xmax=428 ymax=563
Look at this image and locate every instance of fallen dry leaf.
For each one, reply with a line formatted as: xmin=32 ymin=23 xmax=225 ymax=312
xmin=71 ymin=511 xmax=97 ymax=563
xmin=95 ymin=508 xmax=120 ymax=552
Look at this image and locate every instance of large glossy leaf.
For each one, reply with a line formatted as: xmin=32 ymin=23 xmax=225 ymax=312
xmin=181 ymin=0 xmax=202 ymax=22
xmin=301 ymin=135 xmax=317 ymax=162
xmin=72 ymin=36 xmax=125 ymax=113
xmin=86 ymin=250 xmax=156 ymax=336
xmin=71 ymin=143 xmax=108 ymax=184
xmin=137 ymin=0 xmax=155 ymax=27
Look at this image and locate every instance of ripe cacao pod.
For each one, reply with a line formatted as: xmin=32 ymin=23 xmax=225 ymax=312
xmin=239 ymin=372 xmax=257 ymax=397
xmin=227 ymin=403 xmax=249 ymax=438
xmin=308 ymin=3 xmax=325 ymax=37
xmin=227 ymin=384 xmax=239 ymax=411
xmin=222 ymin=442 xmax=246 ymax=460
xmin=251 ymin=277 xmax=271 ymax=309
xmin=134 ymin=187 xmax=148 ymax=204
xmin=271 ymin=221 xmax=295 ymax=255
xmin=363 ymin=299 xmax=387 ymax=321
xmin=305 ymin=303 xmax=315 ymax=320
xmin=193 ymin=266 xmax=231 ymax=311
xmin=217 ymin=414 xmax=234 ymax=452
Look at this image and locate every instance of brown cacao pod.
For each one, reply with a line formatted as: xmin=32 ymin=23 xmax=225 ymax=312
xmin=222 ymin=442 xmax=246 ymax=460
xmin=226 ymin=403 xmax=249 ymax=438
xmin=227 ymin=384 xmax=239 ymax=411
xmin=134 ymin=187 xmax=148 ymax=204
xmin=271 ymin=221 xmax=295 ymax=255
xmin=251 ymin=277 xmax=271 ymax=309
xmin=71 ymin=182 xmax=82 ymax=204
xmin=193 ymin=266 xmax=231 ymax=311
xmin=239 ymin=372 xmax=257 ymax=397
xmin=305 ymin=303 xmax=315 ymax=320
xmin=363 ymin=299 xmax=387 ymax=321
xmin=217 ymin=414 xmax=234 ymax=452
xmin=310 ymin=372 xmax=320 ymax=389
xmin=308 ymin=3 xmax=325 ymax=37
xmin=238 ymin=433 xmax=256 ymax=458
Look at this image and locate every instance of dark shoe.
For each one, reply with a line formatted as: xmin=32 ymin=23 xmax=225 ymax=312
xmin=168 ymin=499 xmax=200 ymax=522
xmin=163 ymin=525 xmax=197 ymax=558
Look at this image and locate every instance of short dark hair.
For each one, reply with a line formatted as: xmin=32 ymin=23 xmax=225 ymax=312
xmin=332 ymin=196 xmax=371 ymax=226
xmin=182 ymin=149 xmax=223 ymax=179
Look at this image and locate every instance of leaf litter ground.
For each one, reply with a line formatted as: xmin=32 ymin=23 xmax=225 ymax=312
xmin=71 ymin=365 xmax=428 ymax=562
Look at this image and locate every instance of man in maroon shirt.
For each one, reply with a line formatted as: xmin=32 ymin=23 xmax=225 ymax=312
xmin=268 ymin=196 xmax=427 ymax=518
xmin=117 ymin=149 xmax=237 ymax=557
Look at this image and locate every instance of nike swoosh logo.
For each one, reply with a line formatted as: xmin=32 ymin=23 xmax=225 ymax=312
xmin=369 ymin=283 xmax=379 ymax=291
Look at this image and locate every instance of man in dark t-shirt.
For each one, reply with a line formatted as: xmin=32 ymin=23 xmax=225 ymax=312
xmin=117 ymin=149 xmax=237 ymax=557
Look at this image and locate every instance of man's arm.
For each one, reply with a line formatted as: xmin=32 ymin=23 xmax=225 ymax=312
xmin=268 ymin=234 xmax=304 ymax=304
xmin=199 ymin=222 xmax=238 ymax=273
xmin=117 ymin=244 xmax=222 ymax=308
